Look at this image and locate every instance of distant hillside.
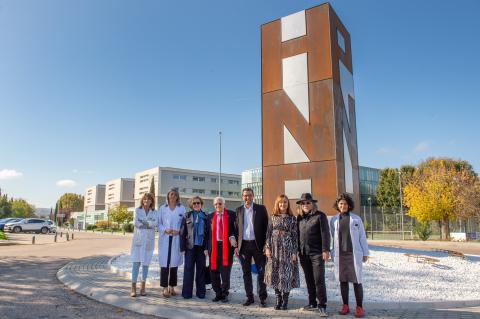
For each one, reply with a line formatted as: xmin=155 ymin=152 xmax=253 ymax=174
xmin=35 ymin=208 xmax=51 ymax=218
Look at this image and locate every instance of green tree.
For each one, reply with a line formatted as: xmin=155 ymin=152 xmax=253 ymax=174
xmin=0 ymin=193 xmax=13 ymax=219
xmin=376 ymin=166 xmax=416 ymax=212
xmin=11 ymin=199 xmax=35 ymax=218
xmin=58 ymin=193 xmax=84 ymax=212
xmin=108 ymin=205 xmax=133 ymax=228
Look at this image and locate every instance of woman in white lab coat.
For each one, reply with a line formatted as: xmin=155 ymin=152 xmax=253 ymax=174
xmin=158 ymin=188 xmax=186 ymax=297
xmin=330 ymin=193 xmax=369 ymax=318
xmin=130 ymin=192 xmax=158 ymax=297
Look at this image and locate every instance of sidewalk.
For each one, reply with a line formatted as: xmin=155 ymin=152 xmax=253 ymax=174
xmin=58 ymin=256 xmax=480 ymax=319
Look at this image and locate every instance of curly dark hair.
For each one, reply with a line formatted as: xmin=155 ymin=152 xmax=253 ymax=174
xmin=333 ymin=193 xmax=355 ymax=212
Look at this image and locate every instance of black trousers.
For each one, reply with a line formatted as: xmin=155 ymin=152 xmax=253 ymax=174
xmin=160 ymin=236 xmax=178 ymax=287
xmin=299 ymin=253 xmax=327 ymax=308
xmin=239 ymin=240 xmax=267 ymax=300
xmin=182 ymin=245 xmax=206 ymax=298
xmin=210 ymin=242 xmax=232 ymax=298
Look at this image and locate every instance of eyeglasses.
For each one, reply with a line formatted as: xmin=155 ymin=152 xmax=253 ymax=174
xmin=214 ymin=203 xmax=223 ymax=206
xmin=301 ymin=201 xmax=312 ymax=205
xmin=192 ymin=202 xmax=201 ymax=205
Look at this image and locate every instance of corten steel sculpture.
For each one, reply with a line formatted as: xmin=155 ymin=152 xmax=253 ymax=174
xmin=261 ymin=3 xmax=360 ymax=215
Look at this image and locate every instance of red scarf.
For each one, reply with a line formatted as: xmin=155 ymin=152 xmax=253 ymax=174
xmin=211 ymin=209 xmax=229 ymax=270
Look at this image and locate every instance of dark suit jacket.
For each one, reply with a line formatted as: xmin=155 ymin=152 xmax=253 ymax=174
xmin=205 ymin=210 xmax=236 ymax=265
xmin=235 ymin=203 xmax=269 ymax=252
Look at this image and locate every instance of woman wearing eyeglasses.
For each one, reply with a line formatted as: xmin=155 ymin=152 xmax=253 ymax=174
xmin=296 ymin=193 xmax=331 ymax=317
xmin=179 ymin=196 xmax=208 ymax=299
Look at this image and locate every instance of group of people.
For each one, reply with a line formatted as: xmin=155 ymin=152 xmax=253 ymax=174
xmin=129 ymin=187 xmax=369 ymax=318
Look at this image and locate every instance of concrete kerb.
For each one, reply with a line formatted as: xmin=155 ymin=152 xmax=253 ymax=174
xmin=57 ymin=255 xmax=480 ymax=319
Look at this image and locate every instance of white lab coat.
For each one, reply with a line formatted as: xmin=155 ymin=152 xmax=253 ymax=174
xmin=130 ymin=207 xmax=159 ymax=265
xmin=330 ymin=212 xmax=369 ymax=283
xmin=157 ymin=204 xmax=186 ymax=267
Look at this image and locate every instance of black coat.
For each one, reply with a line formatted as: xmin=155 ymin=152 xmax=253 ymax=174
xmin=235 ymin=203 xmax=269 ymax=252
xmin=205 ymin=210 xmax=236 ymax=263
xmin=179 ymin=210 xmax=208 ymax=252
xmin=297 ymin=210 xmax=331 ymax=255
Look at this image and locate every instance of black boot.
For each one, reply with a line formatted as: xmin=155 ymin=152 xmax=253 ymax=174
xmin=281 ymin=292 xmax=289 ymax=310
xmin=274 ymin=289 xmax=282 ymax=310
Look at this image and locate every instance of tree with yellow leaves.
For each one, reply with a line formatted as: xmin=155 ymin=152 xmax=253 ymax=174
xmin=403 ymin=158 xmax=477 ymax=240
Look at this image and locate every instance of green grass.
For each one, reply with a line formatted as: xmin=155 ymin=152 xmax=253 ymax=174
xmin=0 ymin=231 xmax=6 ymax=240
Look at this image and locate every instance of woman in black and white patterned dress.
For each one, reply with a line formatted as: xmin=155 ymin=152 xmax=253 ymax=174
xmin=264 ymin=194 xmax=300 ymax=310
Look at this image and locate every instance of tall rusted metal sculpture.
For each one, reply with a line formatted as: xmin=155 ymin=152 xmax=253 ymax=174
xmin=261 ymin=3 xmax=360 ymax=215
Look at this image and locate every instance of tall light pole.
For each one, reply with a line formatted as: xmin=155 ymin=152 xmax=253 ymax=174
xmin=218 ymin=131 xmax=222 ymax=196
xmin=398 ymin=170 xmax=405 ymax=240
xmin=368 ymin=196 xmax=373 ymax=240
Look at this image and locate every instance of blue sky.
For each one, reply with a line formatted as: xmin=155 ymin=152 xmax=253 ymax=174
xmin=1 ymin=0 xmax=479 ymax=208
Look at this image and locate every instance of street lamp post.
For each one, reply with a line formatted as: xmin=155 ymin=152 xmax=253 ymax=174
xmin=218 ymin=131 xmax=222 ymax=196
xmin=368 ymin=197 xmax=373 ymax=240
xmin=399 ymin=170 xmax=405 ymax=240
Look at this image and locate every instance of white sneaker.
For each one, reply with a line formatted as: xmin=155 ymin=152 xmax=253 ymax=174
xmin=319 ymin=307 xmax=328 ymax=317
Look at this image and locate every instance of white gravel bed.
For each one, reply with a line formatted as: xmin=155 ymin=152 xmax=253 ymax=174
xmin=111 ymin=245 xmax=480 ymax=303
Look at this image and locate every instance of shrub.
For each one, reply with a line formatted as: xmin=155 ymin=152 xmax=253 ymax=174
xmin=86 ymin=224 xmax=97 ymax=231
xmin=0 ymin=231 xmax=6 ymax=240
xmin=95 ymin=221 xmax=111 ymax=229
xmin=414 ymin=222 xmax=432 ymax=241
xmin=123 ymin=223 xmax=134 ymax=233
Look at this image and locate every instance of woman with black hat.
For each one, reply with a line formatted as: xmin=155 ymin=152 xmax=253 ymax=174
xmin=296 ymin=193 xmax=331 ymax=317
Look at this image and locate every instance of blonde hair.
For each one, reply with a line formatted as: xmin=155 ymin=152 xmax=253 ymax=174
xmin=188 ymin=196 xmax=204 ymax=209
xmin=272 ymin=194 xmax=293 ymax=216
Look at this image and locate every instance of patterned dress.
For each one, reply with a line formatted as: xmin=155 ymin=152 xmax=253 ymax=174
xmin=264 ymin=214 xmax=300 ymax=292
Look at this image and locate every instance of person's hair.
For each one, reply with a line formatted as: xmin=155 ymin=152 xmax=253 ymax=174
xmin=242 ymin=187 xmax=254 ymax=196
xmin=188 ymin=196 xmax=204 ymax=210
xmin=166 ymin=188 xmax=180 ymax=205
xmin=272 ymin=194 xmax=293 ymax=216
xmin=333 ymin=193 xmax=355 ymax=212
xmin=138 ymin=193 xmax=155 ymax=210
xmin=213 ymin=196 xmax=225 ymax=205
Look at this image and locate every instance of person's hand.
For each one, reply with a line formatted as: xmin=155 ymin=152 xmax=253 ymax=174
xmin=291 ymin=254 xmax=297 ymax=263
xmin=171 ymin=230 xmax=180 ymax=236
xmin=322 ymin=251 xmax=330 ymax=261
xmin=165 ymin=229 xmax=172 ymax=235
xmin=204 ymin=250 xmax=209 ymax=257
xmin=229 ymin=237 xmax=237 ymax=248
xmin=234 ymin=247 xmax=239 ymax=257
xmin=363 ymin=256 xmax=369 ymax=262
xmin=265 ymin=248 xmax=272 ymax=258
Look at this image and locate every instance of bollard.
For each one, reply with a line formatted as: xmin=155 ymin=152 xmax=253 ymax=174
xmin=54 ymin=234 xmax=57 ymax=242
xmin=123 ymin=230 xmax=125 ymax=235
xmin=111 ymin=229 xmax=114 ymax=234
xmin=66 ymin=233 xmax=69 ymax=241
xmin=60 ymin=232 xmax=63 ymax=238
xmin=32 ymin=235 xmax=35 ymax=244
xmin=71 ymin=233 xmax=74 ymax=240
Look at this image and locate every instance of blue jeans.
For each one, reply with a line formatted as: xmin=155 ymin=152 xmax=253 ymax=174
xmin=131 ymin=262 xmax=149 ymax=283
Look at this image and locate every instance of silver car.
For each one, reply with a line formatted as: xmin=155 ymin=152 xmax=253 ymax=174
xmin=4 ymin=218 xmax=55 ymax=234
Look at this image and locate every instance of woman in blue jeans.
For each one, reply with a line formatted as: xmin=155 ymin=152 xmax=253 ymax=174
xmin=180 ymin=196 xmax=208 ymax=299
xmin=130 ymin=193 xmax=158 ymax=297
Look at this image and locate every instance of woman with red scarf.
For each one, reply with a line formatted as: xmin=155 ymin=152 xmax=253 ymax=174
xmin=205 ymin=196 xmax=237 ymax=303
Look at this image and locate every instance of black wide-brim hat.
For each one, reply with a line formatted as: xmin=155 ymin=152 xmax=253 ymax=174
xmin=296 ymin=193 xmax=318 ymax=204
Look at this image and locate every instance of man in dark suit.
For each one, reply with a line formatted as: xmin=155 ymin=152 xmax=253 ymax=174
xmin=234 ymin=187 xmax=269 ymax=307
xmin=205 ymin=196 xmax=237 ymax=303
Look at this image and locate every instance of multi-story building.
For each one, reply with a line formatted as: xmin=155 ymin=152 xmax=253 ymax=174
xmin=105 ymin=178 xmax=135 ymax=211
xmin=84 ymin=184 xmax=106 ymax=213
xmin=359 ymin=166 xmax=380 ymax=206
xmin=241 ymin=168 xmax=263 ymax=204
xmin=134 ymin=167 xmax=242 ymax=211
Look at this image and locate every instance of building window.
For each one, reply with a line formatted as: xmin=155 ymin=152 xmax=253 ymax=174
xmin=228 ymin=180 xmax=239 ymax=185
xmin=193 ymin=176 xmax=205 ymax=182
xmin=192 ymin=189 xmax=205 ymax=194
xmin=173 ymin=174 xmax=187 ymax=181
xmin=179 ymin=188 xmax=187 ymax=193
xmin=211 ymin=178 xmax=217 ymax=183
xmin=210 ymin=190 xmax=219 ymax=195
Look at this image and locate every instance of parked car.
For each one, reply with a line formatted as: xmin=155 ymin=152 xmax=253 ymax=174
xmin=4 ymin=218 xmax=55 ymax=234
xmin=0 ymin=218 xmax=23 ymax=231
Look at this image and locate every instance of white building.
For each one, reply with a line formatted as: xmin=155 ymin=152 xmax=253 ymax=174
xmin=84 ymin=184 xmax=106 ymax=213
xmin=134 ymin=167 xmax=242 ymax=211
xmin=105 ymin=178 xmax=135 ymax=211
